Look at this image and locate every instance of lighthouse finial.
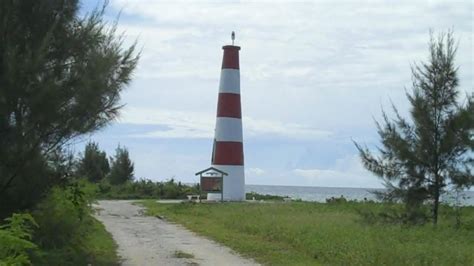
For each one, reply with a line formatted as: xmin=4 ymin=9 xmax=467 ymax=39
xmin=231 ymin=31 xmax=235 ymax=45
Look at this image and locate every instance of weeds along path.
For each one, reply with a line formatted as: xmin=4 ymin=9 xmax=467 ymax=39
xmin=94 ymin=200 xmax=258 ymax=266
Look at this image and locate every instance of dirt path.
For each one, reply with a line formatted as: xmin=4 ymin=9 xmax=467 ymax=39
xmin=94 ymin=200 xmax=259 ymax=266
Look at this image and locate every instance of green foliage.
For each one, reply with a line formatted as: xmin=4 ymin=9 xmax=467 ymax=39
xmin=173 ymin=250 xmax=194 ymax=259
xmin=246 ymin=192 xmax=285 ymax=201
xmin=80 ymin=218 xmax=119 ymax=266
xmin=325 ymin=195 xmax=349 ymax=204
xmin=0 ymin=0 xmax=138 ymax=217
xmin=108 ymin=145 xmax=134 ymax=185
xmin=31 ymin=181 xmax=118 ymax=265
xmin=0 ymin=151 xmax=51 ymax=219
xmin=355 ymin=31 xmax=473 ymax=224
xmin=161 ymin=178 xmax=186 ymax=199
xmin=141 ymin=201 xmax=474 ymax=265
xmin=32 ymin=180 xmax=96 ymax=248
xmin=325 ymin=196 xmax=375 ymax=204
xmin=0 ymin=181 xmax=118 ymax=265
xmin=37 ymin=218 xmax=119 ymax=266
xmin=0 ymin=213 xmax=38 ymax=265
xmin=0 ymin=1 xmax=131 ymax=264
xmin=356 ymin=203 xmax=430 ymax=225
xmin=77 ymin=142 xmax=110 ymax=183
xmin=96 ymin=178 xmax=200 ymax=199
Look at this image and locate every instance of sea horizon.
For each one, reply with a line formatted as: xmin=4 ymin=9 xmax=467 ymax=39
xmin=246 ymin=183 xmax=385 ymax=190
xmin=180 ymin=182 xmax=474 ymax=205
xmin=244 ymin=184 xmax=474 ymax=206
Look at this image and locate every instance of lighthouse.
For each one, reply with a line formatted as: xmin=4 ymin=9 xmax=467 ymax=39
xmin=210 ymin=35 xmax=245 ymax=201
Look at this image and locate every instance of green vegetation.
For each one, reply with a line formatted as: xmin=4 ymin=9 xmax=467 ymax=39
xmin=355 ymin=32 xmax=473 ymax=225
xmin=0 ymin=214 xmax=38 ymax=265
xmin=246 ymin=192 xmax=286 ymax=201
xmin=108 ymin=145 xmax=135 ymax=185
xmin=37 ymin=218 xmax=119 ymax=266
xmin=76 ymin=143 xmax=134 ymax=186
xmin=83 ymin=218 xmax=119 ymax=265
xmin=0 ymin=181 xmax=119 ymax=265
xmin=0 ymin=0 xmax=138 ymax=218
xmin=32 ymin=182 xmax=117 ymax=265
xmin=0 ymin=1 xmax=470 ymax=265
xmin=96 ymin=178 xmax=200 ymax=199
xmin=77 ymin=142 xmax=111 ymax=183
xmin=75 ymin=142 xmax=199 ymax=199
xmin=0 ymin=1 xmax=136 ymax=263
xmin=141 ymin=200 xmax=474 ymax=265
xmin=95 ymin=182 xmax=285 ymax=201
xmin=173 ymin=250 xmax=195 ymax=259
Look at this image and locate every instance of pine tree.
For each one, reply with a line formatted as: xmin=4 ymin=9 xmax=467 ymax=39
xmin=355 ymin=31 xmax=473 ymax=225
xmin=77 ymin=142 xmax=110 ymax=183
xmin=0 ymin=0 xmax=138 ymax=217
xmin=108 ymin=145 xmax=134 ymax=185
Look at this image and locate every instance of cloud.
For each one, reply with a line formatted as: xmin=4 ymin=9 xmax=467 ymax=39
xmin=247 ymin=167 xmax=265 ymax=176
xmin=292 ymin=155 xmax=381 ymax=188
xmin=109 ymin=0 xmax=472 ymax=132
xmin=119 ymin=107 xmax=332 ymax=140
xmin=244 ymin=116 xmax=332 ymax=140
xmin=84 ymin=1 xmax=474 ymax=188
xmin=119 ymin=107 xmax=214 ymax=139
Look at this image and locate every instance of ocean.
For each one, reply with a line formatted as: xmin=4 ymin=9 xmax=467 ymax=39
xmin=245 ymin=184 xmax=474 ymax=206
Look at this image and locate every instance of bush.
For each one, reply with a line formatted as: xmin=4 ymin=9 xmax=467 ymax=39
xmin=95 ymin=178 xmax=200 ymax=200
xmin=26 ymin=179 xmax=120 ymax=265
xmin=0 ymin=179 xmax=117 ymax=265
xmin=32 ymin=181 xmax=93 ymax=249
xmin=326 ymin=196 xmax=349 ymax=204
xmin=0 ymin=213 xmax=38 ymax=265
xmin=246 ymin=192 xmax=285 ymax=201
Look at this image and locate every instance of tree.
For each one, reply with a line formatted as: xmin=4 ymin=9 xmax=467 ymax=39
xmin=108 ymin=145 xmax=134 ymax=185
xmin=0 ymin=0 xmax=138 ymax=217
xmin=77 ymin=142 xmax=110 ymax=183
xmin=355 ymin=31 xmax=473 ymax=225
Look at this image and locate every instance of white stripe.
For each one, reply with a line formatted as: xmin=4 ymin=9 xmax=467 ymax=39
xmin=215 ymin=117 xmax=243 ymax=142
xmin=211 ymin=165 xmax=245 ymax=201
xmin=219 ymin=69 xmax=240 ymax=94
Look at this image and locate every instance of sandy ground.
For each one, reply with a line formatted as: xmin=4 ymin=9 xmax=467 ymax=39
xmin=94 ymin=200 xmax=259 ymax=266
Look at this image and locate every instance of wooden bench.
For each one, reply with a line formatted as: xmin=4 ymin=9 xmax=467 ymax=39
xmin=187 ymin=194 xmax=201 ymax=202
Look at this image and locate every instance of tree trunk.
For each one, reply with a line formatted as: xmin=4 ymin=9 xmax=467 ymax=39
xmin=433 ymin=176 xmax=440 ymax=225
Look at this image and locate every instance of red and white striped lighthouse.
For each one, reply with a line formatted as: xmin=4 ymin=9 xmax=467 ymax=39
xmin=211 ymin=40 xmax=245 ymax=201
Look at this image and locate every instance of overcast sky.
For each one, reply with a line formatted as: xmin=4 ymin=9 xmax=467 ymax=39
xmin=79 ymin=0 xmax=473 ymax=188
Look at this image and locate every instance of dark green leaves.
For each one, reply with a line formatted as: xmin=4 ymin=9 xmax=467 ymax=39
xmin=355 ymin=31 xmax=473 ymax=224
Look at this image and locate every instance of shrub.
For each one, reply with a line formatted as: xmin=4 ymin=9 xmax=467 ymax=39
xmin=27 ymin=180 xmax=118 ymax=265
xmin=246 ymin=192 xmax=285 ymax=201
xmin=95 ymin=178 xmax=200 ymax=199
xmin=32 ymin=181 xmax=93 ymax=249
xmin=0 ymin=213 xmax=38 ymax=265
xmin=326 ymin=196 xmax=348 ymax=204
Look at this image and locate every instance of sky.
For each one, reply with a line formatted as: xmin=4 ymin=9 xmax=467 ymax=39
xmin=77 ymin=0 xmax=473 ymax=188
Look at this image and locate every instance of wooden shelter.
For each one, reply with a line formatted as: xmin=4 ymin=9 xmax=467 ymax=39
xmin=195 ymin=167 xmax=228 ymax=201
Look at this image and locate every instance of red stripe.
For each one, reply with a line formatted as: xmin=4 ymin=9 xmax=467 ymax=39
xmin=222 ymin=45 xmax=240 ymax=69
xmin=217 ymin=93 xmax=241 ymax=118
xmin=212 ymin=141 xmax=244 ymax=165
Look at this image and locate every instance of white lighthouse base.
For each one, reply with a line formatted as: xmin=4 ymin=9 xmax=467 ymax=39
xmin=212 ymin=165 xmax=245 ymax=201
xmin=206 ymin=193 xmax=222 ymax=201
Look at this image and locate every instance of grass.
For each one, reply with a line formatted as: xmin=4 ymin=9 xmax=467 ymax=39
xmin=140 ymin=200 xmax=474 ymax=265
xmin=174 ymin=250 xmax=195 ymax=259
xmin=84 ymin=218 xmax=120 ymax=265
xmin=40 ymin=218 xmax=119 ymax=265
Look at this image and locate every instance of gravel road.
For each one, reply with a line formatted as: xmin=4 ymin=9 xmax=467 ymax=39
xmin=94 ymin=200 xmax=259 ymax=266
